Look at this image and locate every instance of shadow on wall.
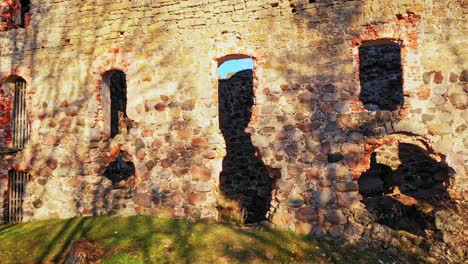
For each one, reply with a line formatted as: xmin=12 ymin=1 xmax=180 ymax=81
xmin=103 ymin=150 xmax=135 ymax=187
xmin=218 ymin=69 xmax=274 ymax=223
xmin=358 ymin=142 xmax=453 ymax=235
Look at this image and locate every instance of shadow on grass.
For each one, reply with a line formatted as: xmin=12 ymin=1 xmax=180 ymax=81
xmin=0 ymin=216 xmax=427 ymax=264
xmin=0 ymin=224 xmax=16 ymax=234
xmin=35 ymin=217 xmax=96 ymax=263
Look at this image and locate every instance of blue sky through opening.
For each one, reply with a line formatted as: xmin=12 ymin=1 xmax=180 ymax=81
xmin=218 ymin=58 xmax=253 ymax=78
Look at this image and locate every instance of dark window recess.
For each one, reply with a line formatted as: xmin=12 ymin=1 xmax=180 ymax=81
xmin=3 ymin=170 xmax=31 ymax=224
xmin=12 ymin=77 xmax=29 ymax=149
xmin=218 ymin=68 xmax=274 ymax=223
xmin=104 ymin=151 xmax=135 ymax=187
xmin=19 ymin=0 xmax=30 ymax=27
xmin=358 ymin=143 xmax=452 ymax=235
xmin=359 ymin=43 xmax=403 ymax=111
xmin=109 ymin=71 xmax=127 ymax=138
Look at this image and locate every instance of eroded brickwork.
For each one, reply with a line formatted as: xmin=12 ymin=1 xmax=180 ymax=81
xmin=0 ymin=1 xmax=466 ymax=260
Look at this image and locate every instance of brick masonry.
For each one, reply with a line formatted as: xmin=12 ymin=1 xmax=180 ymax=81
xmin=0 ymin=0 xmax=466 ymax=244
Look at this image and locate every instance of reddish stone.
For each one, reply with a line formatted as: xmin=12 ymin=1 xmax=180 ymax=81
xmin=191 ymin=166 xmax=211 ymax=181
xmin=141 ymin=128 xmax=153 ymax=137
xmin=297 ymin=122 xmax=320 ymax=132
xmin=65 ymin=107 xmax=78 ymax=116
xmin=365 ymin=137 xmax=380 ymax=145
xmin=315 ymin=153 xmax=327 ymax=162
xmin=177 ymin=129 xmax=191 ymax=139
xmin=38 ymin=167 xmax=52 ymax=177
xmin=287 ymin=164 xmax=302 ymax=177
xmin=135 ymin=150 xmax=146 ymax=161
xmin=201 ymin=150 xmax=216 ymax=159
xmin=277 ymin=179 xmax=294 ymax=192
xmin=46 ymin=158 xmax=58 ymax=170
xmin=152 ymin=138 xmax=163 ymax=148
xmin=191 ymin=137 xmax=208 ymax=147
xmin=82 ymin=208 xmax=93 ymax=216
xmin=59 ymin=136 xmax=69 ymax=144
xmin=44 ymin=135 xmax=58 ymax=145
xmin=416 ymin=84 xmax=431 ymax=100
xmin=48 ymin=120 xmax=57 ymax=128
xmin=168 ymin=191 xmax=183 ymax=206
xmin=59 ymin=100 xmax=68 ymax=108
xmin=135 ymin=104 xmax=143 ymax=113
xmin=433 ymin=71 xmax=443 ymax=83
xmin=305 ymin=168 xmax=320 ymax=179
xmin=155 ymin=103 xmax=166 ymax=111
xmin=140 ymin=172 xmax=151 ymax=181
xmin=174 ymin=168 xmax=189 ymax=177
xmin=280 ymin=84 xmax=289 ymax=91
xmin=37 ymin=111 xmax=47 ymax=120
xmin=133 ymin=193 xmax=152 ymax=207
xmin=271 ymin=212 xmax=294 ymax=226
xmin=320 ymin=142 xmax=331 ymax=154
xmin=161 ymin=158 xmax=172 ymax=168
xmin=187 ymin=193 xmax=207 ymax=205
xmin=295 ymin=206 xmax=318 ymax=222
xmin=319 ymin=103 xmax=333 ymax=112
xmin=59 ymin=117 xmax=71 ymax=127
xmin=276 ymin=131 xmax=288 ymax=140
xmin=295 ymin=222 xmax=313 ymax=235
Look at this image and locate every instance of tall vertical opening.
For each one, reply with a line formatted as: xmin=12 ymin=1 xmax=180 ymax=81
xmin=359 ymin=39 xmax=403 ymax=111
xmin=19 ymin=0 xmax=30 ymax=28
xmin=101 ymin=70 xmax=127 ymax=138
xmin=9 ymin=76 xmax=29 ymax=149
xmin=4 ymin=170 xmax=31 ymax=224
xmin=218 ymin=56 xmax=273 ymax=223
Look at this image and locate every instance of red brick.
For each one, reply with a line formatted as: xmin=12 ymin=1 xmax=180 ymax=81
xmin=191 ymin=166 xmax=211 ymax=181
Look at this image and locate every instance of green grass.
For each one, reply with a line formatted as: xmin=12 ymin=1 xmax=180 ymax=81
xmin=0 ymin=215 xmax=424 ymax=263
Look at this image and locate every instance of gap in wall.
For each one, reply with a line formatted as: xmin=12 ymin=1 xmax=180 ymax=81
xmin=358 ymin=142 xmax=452 ymax=235
xmin=218 ymin=57 xmax=273 ymax=223
xmin=359 ymin=41 xmax=403 ymax=111
xmin=109 ymin=70 xmax=127 ymax=138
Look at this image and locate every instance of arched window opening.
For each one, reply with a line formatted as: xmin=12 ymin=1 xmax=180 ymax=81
xmin=101 ymin=70 xmax=128 ymax=138
xmin=217 ymin=56 xmax=273 ymax=223
xmin=3 ymin=170 xmax=31 ymax=224
xmin=359 ymin=39 xmax=403 ymax=111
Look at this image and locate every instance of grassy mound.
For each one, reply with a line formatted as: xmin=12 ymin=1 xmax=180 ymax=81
xmin=0 ymin=215 xmax=423 ymax=263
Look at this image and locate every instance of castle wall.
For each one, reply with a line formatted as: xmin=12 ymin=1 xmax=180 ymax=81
xmin=0 ymin=0 xmax=465 ymax=239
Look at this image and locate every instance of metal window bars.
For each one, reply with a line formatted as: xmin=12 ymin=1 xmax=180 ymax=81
xmin=12 ymin=78 xmax=29 ymax=149
xmin=4 ymin=170 xmax=31 ymax=224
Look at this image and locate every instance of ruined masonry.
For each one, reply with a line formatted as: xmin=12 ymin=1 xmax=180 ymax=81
xmin=0 ymin=0 xmax=467 ymax=258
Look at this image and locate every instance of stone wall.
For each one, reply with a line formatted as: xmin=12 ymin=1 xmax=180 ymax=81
xmin=0 ymin=0 xmax=465 ymax=249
